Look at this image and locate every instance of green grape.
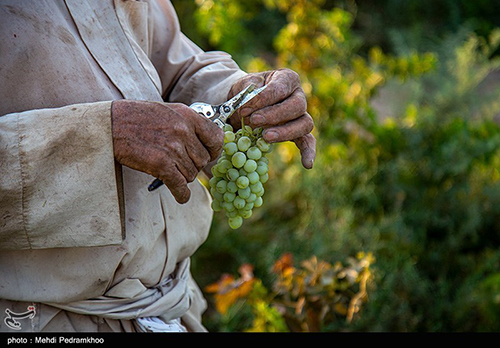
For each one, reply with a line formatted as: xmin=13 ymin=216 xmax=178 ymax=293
xmin=223 ymin=124 xmax=233 ymax=132
xmin=238 ymin=187 xmax=251 ymax=199
xmin=226 ymin=181 xmax=238 ymax=193
xmin=253 ymin=127 xmax=263 ymax=137
xmin=246 ymin=193 xmax=257 ymax=203
xmin=239 ymin=209 xmax=252 ymax=219
xmin=258 ymin=157 xmax=269 ymax=164
xmin=216 ymin=180 xmax=227 ymax=194
xmin=243 ymin=159 xmax=257 ymax=173
xmin=233 ymin=196 xmax=246 ymax=210
xmin=223 ymin=191 xmax=236 ymax=203
xmin=226 ymin=210 xmax=238 ymax=218
xmin=259 ymin=173 xmax=269 ymax=184
xmin=250 ymin=181 xmax=263 ymax=192
xmin=211 ymin=199 xmax=222 ymax=212
xmin=237 ymin=136 xmax=251 ymax=152
xmin=226 ymin=168 xmax=240 ymax=181
xmin=247 ymin=171 xmax=260 ymax=184
xmin=217 ymin=159 xmax=232 ymax=173
xmin=256 ymin=137 xmax=271 ymax=152
xmin=236 ymin=176 xmax=249 ymax=189
xmin=224 ymin=131 xmax=235 ymax=143
xmin=209 ymin=176 xmax=221 ymax=188
xmin=211 ymin=164 xmax=223 ymax=178
xmin=254 ymin=196 xmax=263 ymax=208
xmin=243 ymin=202 xmax=254 ymax=211
xmin=244 ymin=125 xmax=253 ymax=135
xmin=256 ymin=187 xmax=265 ymax=197
xmin=210 ymin=188 xmax=223 ymax=202
xmin=231 ymin=152 xmax=246 ymax=168
xmin=256 ymin=163 xmax=268 ymax=175
xmin=228 ymin=216 xmax=243 ymax=229
xmin=222 ymin=201 xmax=235 ymax=212
xmin=247 ymin=146 xmax=262 ymax=160
xmin=224 ymin=142 xmax=238 ymax=156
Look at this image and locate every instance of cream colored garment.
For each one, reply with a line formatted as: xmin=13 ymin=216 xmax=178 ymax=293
xmin=136 ymin=317 xmax=187 ymax=332
xmin=0 ymin=0 xmax=246 ymax=332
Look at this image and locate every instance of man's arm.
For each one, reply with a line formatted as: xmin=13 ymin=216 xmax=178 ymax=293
xmin=0 ymin=98 xmax=224 ymax=250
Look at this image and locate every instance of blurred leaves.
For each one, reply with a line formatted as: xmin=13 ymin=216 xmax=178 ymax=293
xmin=205 ymin=264 xmax=256 ymax=315
xmin=175 ymin=0 xmax=500 ymax=332
xmin=270 ymin=252 xmax=374 ymax=331
xmin=204 ymin=252 xmax=374 ymax=332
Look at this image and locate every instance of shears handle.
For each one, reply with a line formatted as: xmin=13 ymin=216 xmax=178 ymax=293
xmin=189 ymin=102 xmax=226 ymax=128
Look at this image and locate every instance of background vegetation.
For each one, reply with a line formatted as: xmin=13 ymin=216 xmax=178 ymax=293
xmin=172 ymin=0 xmax=500 ymax=331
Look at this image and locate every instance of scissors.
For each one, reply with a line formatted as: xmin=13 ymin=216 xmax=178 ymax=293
xmin=148 ymin=83 xmax=267 ymax=192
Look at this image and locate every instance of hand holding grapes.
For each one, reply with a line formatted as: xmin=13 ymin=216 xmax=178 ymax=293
xmin=210 ymin=69 xmax=316 ymax=229
xmin=227 ymin=68 xmax=316 ymax=169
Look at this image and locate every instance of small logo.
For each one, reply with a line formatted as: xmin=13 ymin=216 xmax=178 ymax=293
xmin=4 ymin=305 xmax=36 ymax=330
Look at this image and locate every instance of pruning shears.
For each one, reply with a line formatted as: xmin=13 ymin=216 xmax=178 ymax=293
xmin=148 ymin=83 xmax=267 ymax=192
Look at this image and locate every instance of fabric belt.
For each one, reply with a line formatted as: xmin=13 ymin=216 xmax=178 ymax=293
xmin=45 ymin=258 xmax=192 ymax=325
xmin=135 ymin=317 xmax=187 ymax=332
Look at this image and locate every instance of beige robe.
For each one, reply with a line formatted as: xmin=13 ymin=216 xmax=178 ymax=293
xmin=0 ymin=0 xmax=246 ymax=332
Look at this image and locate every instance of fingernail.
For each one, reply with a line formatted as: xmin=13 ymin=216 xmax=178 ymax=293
xmin=264 ymin=130 xmax=278 ymax=142
xmin=305 ymin=158 xmax=314 ymax=169
xmin=250 ymin=114 xmax=264 ymax=126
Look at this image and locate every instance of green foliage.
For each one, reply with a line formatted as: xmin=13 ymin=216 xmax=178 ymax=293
xmin=174 ymin=0 xmax=500 ymax=332
xmin=345 ymin=0 xmax=500 ymax=55
xmin=191 ymin=0 xmax=286 ymax=66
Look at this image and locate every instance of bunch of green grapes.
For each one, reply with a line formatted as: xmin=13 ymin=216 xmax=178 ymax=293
xmin=209 ymin=123 xmax=272 ymax=229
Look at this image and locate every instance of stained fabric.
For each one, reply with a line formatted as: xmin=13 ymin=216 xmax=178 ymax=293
xmin=0 ymin=0 xmax=246 ymax=332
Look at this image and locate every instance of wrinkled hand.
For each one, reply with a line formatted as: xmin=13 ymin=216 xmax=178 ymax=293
xmin=228 ymin=69 xmax=316 ymax=169
xmin=111 ymin=100 xmax=224 ymax=203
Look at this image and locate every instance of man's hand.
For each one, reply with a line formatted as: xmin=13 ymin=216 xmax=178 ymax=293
xmin=227 ymin=69 xmax=316 ymax=169
xmin=111 ymin=100 xmax=224 ymax=203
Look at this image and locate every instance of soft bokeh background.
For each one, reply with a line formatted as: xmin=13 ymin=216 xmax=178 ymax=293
xmin=172 ymin=0 xmax=500 ymax=332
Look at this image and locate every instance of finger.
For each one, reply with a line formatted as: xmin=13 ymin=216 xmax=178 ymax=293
xmin=262 ymin=112 xmax=314 ymax=143
xmin=293 ymin=133 xmax=317 ymax=169
xmin=187 ymin=110 xmax=224 ymax=161
xmin=149 ymin=148 xmax=192 ymax=203
xmin=239 ymin=69 xmax=301 ymax=118
xmin=159 ymin=167 xmax=191 ymax=204
xmin=249 ymin=87 xmax=307 ymax=128
xmin=152 ymin=138 xmax=199 ymax=184
xmin=185 ymin=139 xmax=211 ymax=171
xmin=170 ymin=142 xmax=199 ymax=183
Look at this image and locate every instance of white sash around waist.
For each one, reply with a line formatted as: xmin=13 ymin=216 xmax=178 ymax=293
xmin=45 ymin=258 xmax=192 ymax=323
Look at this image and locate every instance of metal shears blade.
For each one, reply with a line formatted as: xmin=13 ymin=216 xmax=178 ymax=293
xmin=189 ymin=83 xmax=266 ymax=128
xmin=148 ymin=84 xmax=267 ymax=192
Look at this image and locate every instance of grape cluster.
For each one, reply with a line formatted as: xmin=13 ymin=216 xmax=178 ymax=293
xmin=209 ymin=123 xmax=272 ymax=229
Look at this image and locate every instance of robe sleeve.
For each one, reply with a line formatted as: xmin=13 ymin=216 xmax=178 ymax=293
xmin=0 ymin=101 xmax=124 ymax=250
xmin=147 ymin=0 xmax=247 ymax=105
